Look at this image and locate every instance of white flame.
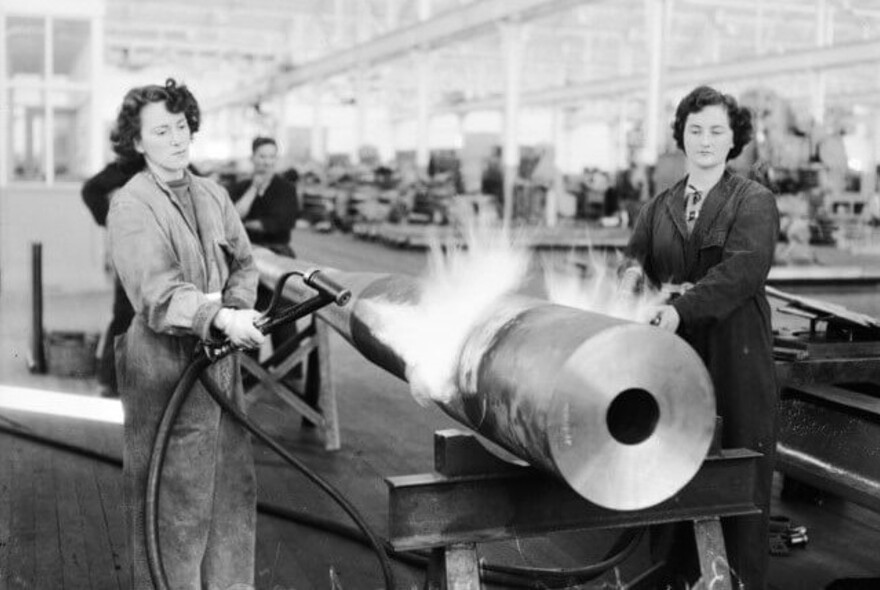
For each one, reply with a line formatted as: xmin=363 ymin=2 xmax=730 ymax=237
xmin=543 ymin=249 xmax=667 ymax=323
xmin=363 ymin=223 xmax=666 ymax=405
xmin=364 ymin=225 xmax=531 ymax=404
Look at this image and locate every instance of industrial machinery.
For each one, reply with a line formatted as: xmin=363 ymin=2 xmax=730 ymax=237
xmin=299 ymin=171 xmax=338 ymax=231
xmin=254 ymin=248 xmax=721 ymax=511
xmin=771 ymin=286 xmax=880 ymax=513
xmin=254 ymin=248 xmax=763 ymax=589
xmin=736 ymin=87 xmax=853 ymax=244
xmin=407 ymin=173 xmax=457 ymax=225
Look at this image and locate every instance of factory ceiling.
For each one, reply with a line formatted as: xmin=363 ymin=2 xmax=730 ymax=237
xmin=103 ymin=0 xmax=880 ymax=118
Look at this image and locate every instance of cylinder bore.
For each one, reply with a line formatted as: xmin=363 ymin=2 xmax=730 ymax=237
xmin=550 ymin=323 xmax=716 ymax=510
xmin=606 ymin=388 xmax=660 ymax=446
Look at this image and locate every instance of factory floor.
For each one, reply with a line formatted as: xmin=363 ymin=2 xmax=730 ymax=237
xmin=1 ymin=229 xmax=879 ymax=589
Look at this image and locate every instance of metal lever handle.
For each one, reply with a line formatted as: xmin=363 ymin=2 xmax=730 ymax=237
xmin=205 ymin=267 xmax=351 ymax=362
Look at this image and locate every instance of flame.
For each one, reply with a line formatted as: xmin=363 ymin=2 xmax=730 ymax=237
xmin=363 ymin=224 xmax=531 ymax=404
xmin=363 ymin=223 xmax=667 ymax=404
xmin=543 ymin=249 xmax=668 ymax=324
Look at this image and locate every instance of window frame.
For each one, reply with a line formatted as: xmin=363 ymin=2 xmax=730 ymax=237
xmin=1 ymin=12 xmax=96 ymax=187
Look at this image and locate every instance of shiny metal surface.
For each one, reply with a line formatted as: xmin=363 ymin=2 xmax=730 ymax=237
xmin=776 ymin=383 xmax=880 ymax=513
xmin=254 ymin=247 xmax=717 ymax=510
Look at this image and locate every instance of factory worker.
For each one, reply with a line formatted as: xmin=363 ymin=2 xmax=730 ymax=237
xmin=230 ymin=136 xmax=300 ymax=356
xmin=107 ymin=78 xmax=264 ymax=589
xmin=625 ymin=85 xmax=780 ymax=589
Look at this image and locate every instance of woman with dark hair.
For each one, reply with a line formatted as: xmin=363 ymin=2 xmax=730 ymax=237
xmin=107 ymin=78 xmax=264 ymax=589
xmin=625 ymin=85 xmax=779 ymax=589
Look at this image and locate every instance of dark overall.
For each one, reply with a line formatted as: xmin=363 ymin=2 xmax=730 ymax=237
xmin=627 ymin=170 xmax=780 ymax=589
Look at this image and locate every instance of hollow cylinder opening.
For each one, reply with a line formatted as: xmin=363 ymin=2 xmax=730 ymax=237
xmin=606 ymin=388 xmax=660 ymax=445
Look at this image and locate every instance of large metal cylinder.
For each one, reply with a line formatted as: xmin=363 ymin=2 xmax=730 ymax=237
xmin=254 ymin=248 xmax=716 ymax=510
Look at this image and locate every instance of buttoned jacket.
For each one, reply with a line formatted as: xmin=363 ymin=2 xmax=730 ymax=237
xmin=626 ymin=170 xmax=780 ymax=453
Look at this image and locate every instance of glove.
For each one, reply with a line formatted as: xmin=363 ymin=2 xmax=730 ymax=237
xmin=648 ymin=305 xmax=680 ymax=332
xmin=213 ymin=308 xmax=265 ymax=349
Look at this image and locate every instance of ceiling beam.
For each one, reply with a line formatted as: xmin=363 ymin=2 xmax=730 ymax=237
xmin=438 ymin=37 xmax=880 ymax=113
xmin=106 ymin=39 xmax=281 ymax=59
xmin=202 ymin=0 xmax=595 ymax=111
xmin=106 ymin=0 xmax=318 ymax=23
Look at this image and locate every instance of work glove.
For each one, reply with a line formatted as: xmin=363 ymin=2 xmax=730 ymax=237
xmin=648 ymin=304 xmax=680 ymax=332
xmin=213 ymin=308 xmax=265 ymax=349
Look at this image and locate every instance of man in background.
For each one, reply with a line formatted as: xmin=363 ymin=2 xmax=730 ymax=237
xmin=230 ymin=137 xmax=300 ymax=350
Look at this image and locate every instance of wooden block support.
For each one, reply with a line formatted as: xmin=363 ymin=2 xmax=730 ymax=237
xmin=314 ymin=319 xmax=340 ymax=450
xmin=241 ymin=316 xmax=340 ymax=451
xmin=433 ymin=429 xmax=526 ymax=476
xmin=423 ymin=543 xmax=481 ymax=590
xmin=444 ymin=543 xmax=481 ymax=590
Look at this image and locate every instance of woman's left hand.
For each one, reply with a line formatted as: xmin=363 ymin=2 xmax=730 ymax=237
xmin=649 ymin=305 xmax=680 ymax=332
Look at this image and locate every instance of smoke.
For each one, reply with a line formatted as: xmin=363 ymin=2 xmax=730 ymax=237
xmin=543 ymin=249 xmax=667 ymax=324
xmin=363 ymin=223 xmax=667 ymax=405
xmin=364 ymin=224 xmax=531 ymax=405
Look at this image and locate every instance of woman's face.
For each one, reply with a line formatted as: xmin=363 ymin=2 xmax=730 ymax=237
xmin=135 ymin=101 xmax=191 ymax=180
xmin=682 ymin=104 xmax=734 ymax=171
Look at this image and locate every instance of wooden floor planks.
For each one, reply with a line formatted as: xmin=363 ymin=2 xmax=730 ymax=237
xmin=92 ymin=459 xmax=129 ymax=589
xmin=32 ymin=444 xmax=62 ymax=590
xmin=2 ymin=230 xmax=880 ymax=589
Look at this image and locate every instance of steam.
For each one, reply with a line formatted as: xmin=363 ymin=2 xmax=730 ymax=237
xmin=363 ymin=223 xmax=667 ymax=405
xmin=364 ymin=225 xmax=531 ymax=404
xmin=543 ymin=249 xmax=667 ymax=324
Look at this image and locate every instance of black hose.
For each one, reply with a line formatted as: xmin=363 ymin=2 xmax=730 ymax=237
xmin=144 ymin=352 xmax=396 ymax=589
xmin=145 ymin=354 xmax=211 ymax=590
xmin=481 ymin=528 xmax=645 ymax=588
xmin=0 ymin=417 xmax=645 ymax=588
xmin=0 ymin=419 xmax=123 ymax=467
xmin=196 ymin=368 xmax=397 ymax=588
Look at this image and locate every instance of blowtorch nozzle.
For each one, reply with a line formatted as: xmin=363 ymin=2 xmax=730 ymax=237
xmin=305 ymin=269 xmax=352 ymax=306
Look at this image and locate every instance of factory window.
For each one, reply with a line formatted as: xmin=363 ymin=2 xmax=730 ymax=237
xmin=8 ymin=87 xmax=46 ymax=181
xmin=3 ymin=14 xmax=94 ymax=185
xmin=53 ymin=20 xmax=91 ymax=82
xmin=52 ymin=91 xmax=90 ymax=181
xmin=6 ymin=16 xmax=45 ymax=79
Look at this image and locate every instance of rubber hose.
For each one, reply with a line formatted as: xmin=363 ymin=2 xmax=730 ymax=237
xmin=146 ymin=353 xmax=396 ymax=589
xmin=196 ymin=369 xmax=397 ymax=589
xmin=145 ymin=354 xmax=212 ymax=590
xmin=1 ymin=412 xmax=644 ymax=588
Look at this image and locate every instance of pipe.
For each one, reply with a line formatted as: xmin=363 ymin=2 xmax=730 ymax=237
xmin=253 ymin=248 xmax=716 ymax=511
xmin=29 ymin=242 xmax=47 ymax=374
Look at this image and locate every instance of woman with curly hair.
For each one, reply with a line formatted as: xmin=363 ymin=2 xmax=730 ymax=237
xmin=107 ymin=78 xmax=264 ymax=589
xmin=625 ymin=85 xmax=780 ymax=589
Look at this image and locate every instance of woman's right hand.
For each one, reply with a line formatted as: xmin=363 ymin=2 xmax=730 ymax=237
xmin=213 ymin=308 xmax=265 ymax=349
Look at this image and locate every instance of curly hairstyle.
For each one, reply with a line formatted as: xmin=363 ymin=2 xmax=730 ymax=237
xmin=672 ymin=85 xmax=753 ymax=161
xmin=110 ymin=78 xmax=201 ymax=170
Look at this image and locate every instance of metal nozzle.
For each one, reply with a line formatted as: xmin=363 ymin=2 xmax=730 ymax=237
xmin=304 ymin=269 xmax=352 ymax=306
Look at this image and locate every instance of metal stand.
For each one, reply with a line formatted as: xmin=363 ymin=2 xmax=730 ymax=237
xmin=240 ymin=316 xmax=340 ymax=450
xmin=775 ymin=317 xmax=880 ymax=514
xmin=387 ymin=429 xmax=759 ymax=590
